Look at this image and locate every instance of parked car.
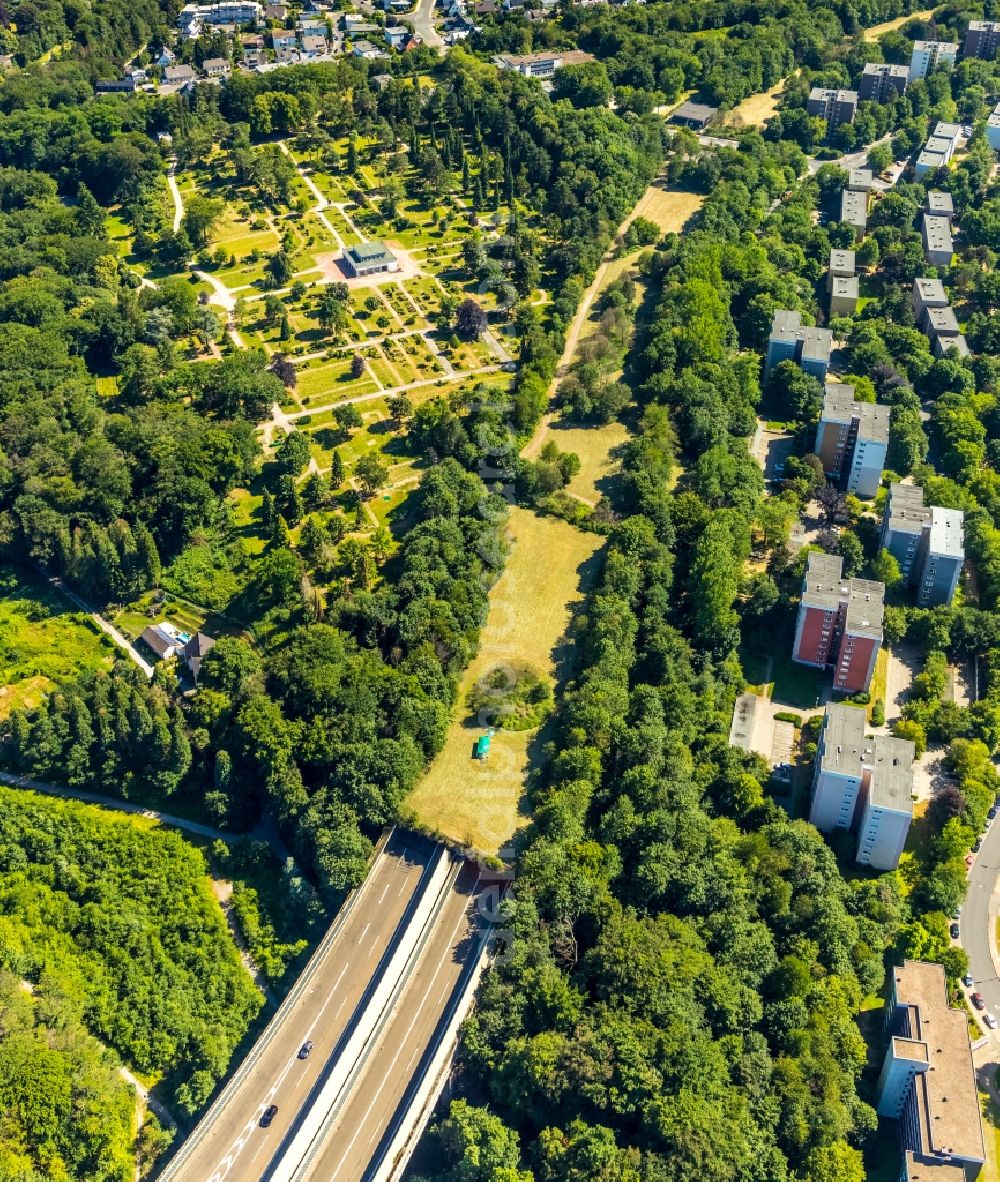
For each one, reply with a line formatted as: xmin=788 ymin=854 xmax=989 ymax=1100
xmin=972 ymin=992 xmax=986 ymax=1010
xmin=950 ymin=922 xmax=961 ymax=939
xmin=260 ymin=1104 xmax=278 ymax=1128
xmin=989 ymin=805 xmax=998 ymax=820
xmin=986 ymin=1013 xmax=998 ymax=1030
xmin=964 ymin=973 xmax=974 ymax=988
xmin=298 ymin=1041 xmax=313 ymax=1060
xmin=974 ymin=838 xmax=982 ymax=852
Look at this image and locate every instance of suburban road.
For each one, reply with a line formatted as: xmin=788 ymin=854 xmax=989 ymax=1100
xmin=964 ymin=815 xmax=1000 ymax=1016
xmin=165 ymin=831 xmax=438 ymax=1182
xmin=297 ymin=864 xmax=485 ymax=1181
xmin=408 ymin=0 xmax=443 ymax=49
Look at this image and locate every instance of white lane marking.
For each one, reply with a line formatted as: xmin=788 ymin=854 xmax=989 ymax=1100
xmin=204 ymin=862 xmax=427 ymax=1182
xmin=316 ymin=892 xmax=478 ymax=1179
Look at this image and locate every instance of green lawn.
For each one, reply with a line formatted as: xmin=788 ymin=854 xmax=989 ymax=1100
xmin=770 ymin=654 xmax=827 ymax=710
xmin=0 ymin=566 xmax=116 ymax=719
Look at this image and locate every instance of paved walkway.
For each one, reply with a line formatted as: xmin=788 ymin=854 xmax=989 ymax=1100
xmin=167 ymin=161 xmax=184 ymax=234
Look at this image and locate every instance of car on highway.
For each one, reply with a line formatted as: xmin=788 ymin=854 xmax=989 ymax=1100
xmin=298 ymin=1041 xmax=313 ymax=1059
xmin=972 ymin=992 xmax=986 ymax=1010
xmin=986 ymin=1013 xmax=998 ymax=1030
xmin=950 ymin=922 xmax=961 ymax=939
xmin=260 ymin=1104 xmax=278 ymax=1128
xmin=964 ymin=973 xmax=974 ymax=988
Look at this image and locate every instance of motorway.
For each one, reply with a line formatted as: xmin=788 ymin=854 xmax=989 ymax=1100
xmin=295 ymin=864 xmax=485 ymax=1182
xmin=164 ymin=831 xmax=438 ymax=1182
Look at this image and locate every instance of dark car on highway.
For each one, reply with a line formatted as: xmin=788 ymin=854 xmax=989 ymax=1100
xmin=260 ymin=1104 xmax=278 ymax=1128
xmin=298 ymin=1041 xmax=313 ymax=1059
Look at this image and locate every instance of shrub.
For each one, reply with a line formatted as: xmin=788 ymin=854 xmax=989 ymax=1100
xmin=774 ymin=711 xmax=803 ymax=727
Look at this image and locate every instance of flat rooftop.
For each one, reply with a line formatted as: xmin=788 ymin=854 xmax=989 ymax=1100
xmin=848 ymin=167 xmax=873 ymax=189
xmin=856 ymin=399 xmax=890 ymax=445
xmin=831 ymin=275 xmax=859 ymax=298
xmin=830 ymin=248 xmax=856 ymax=272
xmin=841 ymin=188 xmax=868 ymax=224
xmin=933 ymin=120 xmax=962 ymax=141
xmin=926 ymin=190 xmax=954 ymax=216
xmin=926 ymin=306 xmax=960 ymax=336
xmin=844 ymin=576 xmax=885 ymax=639
xmin=818 ymin=701 xmax=869 ymax=776
xmin=863 ymin=61 xmax=909 ymax=77
xmin=894 ymin=961 xmax=985 ymax=1168
xmin=821 ymin=382 xmax=859 ymax=424
xmin=886 ymin=481 xmax=930 ymax=535
xmin=928 ymin=506 xmax=965 ymax=559
xmin=869 ymin=734 xmax=915 ymax=812
xmin=914 ymin=277 xmax=947 ymax=305
xmin=923 ymin=214 xmax=954 ymax=255
xmin=802 ymin=550 xmax=848 ymax=612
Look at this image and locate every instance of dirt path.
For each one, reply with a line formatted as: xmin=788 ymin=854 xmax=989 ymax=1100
xmin=524 ymin=177 xmax=703 ymax=460
xmin=44 ymin=574 xmax=154 ymax=678
xmin=167 ymin=161 xmax=184 ymax=234
xmin=861 ymin=7 xmax=934 ymax=39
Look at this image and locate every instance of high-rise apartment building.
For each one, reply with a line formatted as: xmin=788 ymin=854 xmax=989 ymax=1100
xmin=877 ymin=961 xmax=985 ymax=1178
xmin=908 ymin=39 xmax=958 ymax=82
xmin=879 ymin=483 xmax=965 ymax=606
xmin=806 ymin=87 xmax=859 ymax=126
xmin=814 ymin=384 xmax=889 ymax=498
xmin=859 ymin=61 xmax=909 ymax=102
xmin=965 ymin=18 xmax=1000 ymax=59
xmin=765 ymin=310 xmax=833 ymax=381
xmin=793 ymin=553 xmax=884 ymax=694
xmin=809 ymin=703 xmax=913 ymax=868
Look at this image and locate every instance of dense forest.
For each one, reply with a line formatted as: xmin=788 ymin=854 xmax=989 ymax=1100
xmin=0 ymin=786 xmax=261 ymax=1177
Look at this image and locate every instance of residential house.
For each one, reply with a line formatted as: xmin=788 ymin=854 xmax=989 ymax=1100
xmin=793 ymin=554 xmax=885 ymax=696
xmin=859 ymin=61 xmax=908 ymax=102
xmin=164 ymin=63 xmax=197 ymax=84
xmin=385 ymin=24 xmax=409 ymax=48
xmin=492 ymin=49 xmax=595 ymax=78
xmin=908 ymin=39 xmax=957 ymax=82
xmin=809 ymin=704 xmax=913 ymax=869
xmin=96 ymin=76 xmax=140 ymax=92
xmin=764 ymin=309 xmax=832 ymax=381
xmin=351 ymin=38 xmax=385 ymax=58
xmin=140 ymin=621 xmax=188 ymax=660
xmin=299 ymin=31 xmax=328 ymax=55
xmin=156 ymin=47 xmax=177 ymax=66
xmin=182 ymin=632 xmax=216 ymax=681
xmin=203 ymin=56 xmax=231 ymax=76
xmin=264 ymin=2 xmax=288 ymax=18
xmin=877 ymin=961 xmax=985 ymax=1178
xmin=815 ymin=383 xmax=889 ymax=497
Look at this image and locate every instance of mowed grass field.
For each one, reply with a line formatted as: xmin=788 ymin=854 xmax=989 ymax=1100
xmin=0 ymin=566 xmax=116 ymax=720
xmin=631 ymin=184 xmax=705 ymax=235
xmin=724 ymin=77 xmax=789 ymax=127
xmin=550 ymin=421 xmax=630 ymax=504
xmin=404 ymin=508 xmax=603 ymax=854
